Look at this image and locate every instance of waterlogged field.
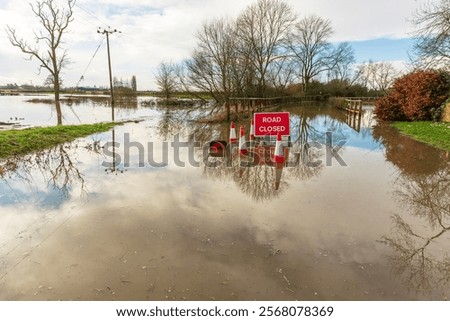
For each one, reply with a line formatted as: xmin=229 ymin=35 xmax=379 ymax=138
xmin=0 ymin=94 xmax=158 ymax=128
xmin=0 ymin=96 xmax=449 ymax=300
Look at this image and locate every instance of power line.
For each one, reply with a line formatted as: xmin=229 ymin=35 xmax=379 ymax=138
xmin=78 ymin=38 xmax=104 ymax=87
xmin=65 ymin=37 xmax=104 ymax=123
xmin=67 ymin=37 xmax=104 ymax=96
xmin=75 ymin=1 xmax=109 ymax=28
xmin=51 ymin=0 xmax=106 ymax=29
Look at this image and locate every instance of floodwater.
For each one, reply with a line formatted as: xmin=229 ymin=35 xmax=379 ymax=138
xmin=0 ymin=96 xmax=449 ymax=300
xmin=0 ymin=94 xmax=158 ymax=128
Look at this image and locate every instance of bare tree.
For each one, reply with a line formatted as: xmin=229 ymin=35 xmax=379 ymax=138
xmin=188 ymin=18 xmax=236 ymax=101
xmin=327 ymin=42 xmax=356 ymax=82
xmin=172 ymin=60 xmax=210 ymax=104
xmin=185 ymin=17 xmax=254 ymax=120
xmin=266 ymin=56 xmax=297 ymax=93
xmin=186 ymin=52 xmax=218 ymax=98
xmin=155 ymin=61 xmax=178 ymax=99
xmin=286 ymin=15 xmax=334 ymax=92
xmin=357 ymin=60 xmax=399 ymax=94
xmin=412 ymin=0 xmax=450 ymax=69
xmin=236 ymin=0 xmax=296 ymax=97
xmin=6 ymin=0 xmax=75 ymax=125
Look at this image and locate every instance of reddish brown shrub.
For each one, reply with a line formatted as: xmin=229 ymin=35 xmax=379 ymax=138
xmin=375 ymin=95 xmax=406 ymax=121
xmin=375 ymin=70 xmax=450 ymax=121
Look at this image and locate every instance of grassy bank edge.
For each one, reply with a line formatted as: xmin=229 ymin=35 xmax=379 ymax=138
xmin=391 ymin=121 xmax=450 ymax=151
xmin=0 ymin=122 xmax=121 ymax=160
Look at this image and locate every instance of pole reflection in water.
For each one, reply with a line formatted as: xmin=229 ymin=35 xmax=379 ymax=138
xmin=106 ymin=128 xmax=117 ymax=174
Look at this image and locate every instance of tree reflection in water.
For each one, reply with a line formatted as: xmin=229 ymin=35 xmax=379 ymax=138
xmin=0 ymin=143 xmax=88 ymax=203
xmin=204 ymin=156 xmax=286 ymax=202
xmin=199 ymin=111 xmax=331 ymax=202
xmin=381 ymin=167 xmax=450 ymax=293
xmin=157 ymin=107 xmax=189 ymax=141
xmin=153 ymin=105 xmax=350 ymax=201
xmin=375 ymin=123 xmax=450 ymax=294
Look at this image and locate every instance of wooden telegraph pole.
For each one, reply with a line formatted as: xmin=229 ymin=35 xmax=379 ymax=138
xmin=98 ymin=27 xmax=120 ymax=122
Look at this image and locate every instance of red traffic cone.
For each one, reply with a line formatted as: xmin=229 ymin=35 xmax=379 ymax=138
xmin=250 ymin=119 xmax=255 ymax=141
xmin=239 ymin=125 xmax=248 ymax=156
xmin=229 ymin=121 xmax=237 ymax=144
xmin=273 ymin=132 xmax=285 ymax=164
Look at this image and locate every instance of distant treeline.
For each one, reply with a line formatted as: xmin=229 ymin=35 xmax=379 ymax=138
xmin=153 ymin=0 xmax=399 ymax=113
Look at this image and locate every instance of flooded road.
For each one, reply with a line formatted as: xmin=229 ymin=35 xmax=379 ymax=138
xmin=0 ymin=101 xmax=449 ymax=300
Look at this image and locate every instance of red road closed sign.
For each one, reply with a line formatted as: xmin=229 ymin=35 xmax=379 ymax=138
xmin=254 ymin=112 xmax=290 ymax=137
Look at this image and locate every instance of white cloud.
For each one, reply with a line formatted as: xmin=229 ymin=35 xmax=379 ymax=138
xmin=288 ymin=0 xmax=423 ymax=41
xmin=0 ymin=0 xmax=430 ymax=90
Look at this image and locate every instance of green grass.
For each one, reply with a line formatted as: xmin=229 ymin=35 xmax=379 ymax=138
xmin=0 ymin=122 xmax=118 ymax=159
xmin=391 ymin=121 xmax=450 ymax=151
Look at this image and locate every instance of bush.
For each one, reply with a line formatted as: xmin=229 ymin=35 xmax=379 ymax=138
xmin=375 ymin=70 xmax=450 ymax=121
xmin=375 ymin=94 xmax=407 ymax=121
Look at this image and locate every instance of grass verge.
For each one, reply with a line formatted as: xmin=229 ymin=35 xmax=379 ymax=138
xmin=391 ymin=121 xmax=450 ymax=151
xmin=0 ymin=122 xmax=119 ymax=159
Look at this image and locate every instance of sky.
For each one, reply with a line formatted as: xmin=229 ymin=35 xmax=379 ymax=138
xmin=0 ymin=0 xmax=431 ymax=90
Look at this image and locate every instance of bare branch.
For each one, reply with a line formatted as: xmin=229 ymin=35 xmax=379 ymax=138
xmin=236 ymin=0 xmax=296 ymax=96
xmin=286 ymin=14 xmax=335 ymax=92
xmin=356 ymin=61 xmax=400 ymax=94
xmin=6 ymin=0 xmax=75 ymax=115
xmin=411 ymin=0 xmax=450 ymax=69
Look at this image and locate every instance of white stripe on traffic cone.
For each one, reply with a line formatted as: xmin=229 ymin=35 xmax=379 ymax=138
xmin=229 ymin=121 xmax=237 ymax=144
xmin=273 ymin=132 xmax=285 ymax=164
xmin=250 ymin=119 xmax=255 ymax=141
xmin=239 ymin=125 xmax=247 ymax=156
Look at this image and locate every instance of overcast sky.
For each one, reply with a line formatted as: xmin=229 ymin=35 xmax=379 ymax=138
xmin=0 ymin=0 xmax=429 ymax=90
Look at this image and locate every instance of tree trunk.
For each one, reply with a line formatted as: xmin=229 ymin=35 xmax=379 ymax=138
xmin=54 ymin=74 xmax=62 ymax=125
xmin=55 ymin=100 xmax=62 ymax=125
xmin=302 ymin=77 xmax=311 ymax=93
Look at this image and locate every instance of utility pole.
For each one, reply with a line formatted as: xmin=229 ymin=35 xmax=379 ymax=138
xmin=98 ymin=27 xmax=121 ymax=121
